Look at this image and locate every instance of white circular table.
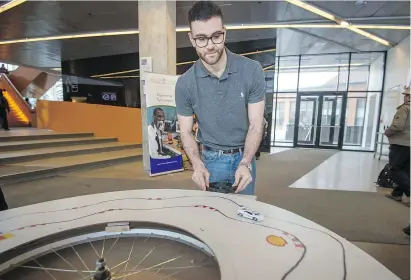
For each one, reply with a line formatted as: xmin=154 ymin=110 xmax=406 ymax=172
xmin=0 ymin=189 xmax=400 ymax=280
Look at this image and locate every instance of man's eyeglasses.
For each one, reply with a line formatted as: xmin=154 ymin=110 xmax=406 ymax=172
xmin=193 ymin=32 xmax=225 ymax=48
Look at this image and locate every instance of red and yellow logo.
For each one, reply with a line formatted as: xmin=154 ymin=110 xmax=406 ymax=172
xmin=266 ymin=235 xmax=287 ymax=247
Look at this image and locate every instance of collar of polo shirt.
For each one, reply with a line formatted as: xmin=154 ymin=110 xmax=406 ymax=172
xmin=195 ymin=48 xmax=239 ymax=79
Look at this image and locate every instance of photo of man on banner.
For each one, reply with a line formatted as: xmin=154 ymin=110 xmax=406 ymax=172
xmin=145 ymin=73 xmax=184 ymax=176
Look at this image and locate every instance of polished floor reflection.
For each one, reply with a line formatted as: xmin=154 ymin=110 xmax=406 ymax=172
xmin=289 ymin=151 xmax=388 ymax=192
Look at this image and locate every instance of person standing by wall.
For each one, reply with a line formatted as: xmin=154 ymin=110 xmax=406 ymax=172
xmin=0 ymin=89 xmax=10 ymax=131
xmin=175 ymin=1 xmax=266 ymax=195
xmin=0 ymin=64 xmax=9 ymax=75
xmin=385 ymin=86 xmax=410 ymax=206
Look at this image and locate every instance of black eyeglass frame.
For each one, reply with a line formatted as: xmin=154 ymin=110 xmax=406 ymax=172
xmin=192 ymin=32 xmax=226 ymax=48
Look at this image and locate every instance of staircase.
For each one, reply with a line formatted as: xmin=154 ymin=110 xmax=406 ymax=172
xmin=0 ymin=130 xmax=142 ymax=185
xmin=0 ymin=73 xmax=33 ymax=127
xmin=3 ymin=90 xmax=30 ymax=126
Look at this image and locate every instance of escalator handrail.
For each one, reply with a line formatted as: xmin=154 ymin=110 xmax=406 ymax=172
xmin=0 ymin=73 xmax=32 ymax=111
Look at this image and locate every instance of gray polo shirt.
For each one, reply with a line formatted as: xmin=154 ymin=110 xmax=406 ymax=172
xmin=175 ymin=49 xmax=266 ymax=150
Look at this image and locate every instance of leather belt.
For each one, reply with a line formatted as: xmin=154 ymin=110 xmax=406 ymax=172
xmin=202 ymin=145 xmax=243 ymax=154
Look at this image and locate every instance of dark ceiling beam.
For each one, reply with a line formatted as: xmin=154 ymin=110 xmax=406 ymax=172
xmin=288 ymin=28 xmax=362 ymax=53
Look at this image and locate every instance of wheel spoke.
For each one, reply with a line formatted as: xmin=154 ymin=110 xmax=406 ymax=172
xmin=31 ymin=258 xmax=57 ymax=280
xmin=19 ymin=265 xmax=93 ymax=274
xmin=70 ymin=245 xmax=93 ymax=276
xmin=52 ymin=248 xmax=86 ymax=278
xmin=4 ymin=234 xmax=218 ymax=280
xmin=123 ymin=236 xmax=138 ymax=273
xmin=107 ymin=237 xmax=120 ymax=255
xmin=111 ymin=236 xmax=151 ymax=273
xmin=116 ymin=253 xmax=186 ymax=279
xmin=89 ymin=241 xmax=100 ymax=258
xmin=101 ymin=235 xmax=106 ymax=258
xmin=159 ymin=270 xmax=183 ymax=280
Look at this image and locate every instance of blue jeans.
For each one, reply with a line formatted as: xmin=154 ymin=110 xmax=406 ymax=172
xmin=201 ymin=149 xmax=256 ymax=195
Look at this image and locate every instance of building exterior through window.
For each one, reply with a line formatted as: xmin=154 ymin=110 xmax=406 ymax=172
xmin=270 ymin=52 xmax=385 ymax=152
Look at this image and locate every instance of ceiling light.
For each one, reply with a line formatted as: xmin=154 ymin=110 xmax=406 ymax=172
xmin=92 ymin=69 xmax=140 ymax=78
xmin=0 ymin=0 xmax=26 ymax=14
xmin=285 ymin=0 xmax=394 ymax=47
xmin=354 ymin=25 xmax=410 ymax=30
xmin=0 ymin=30 xmax=139 ymax=45
xmin=346 ymin=26 xmax=392 ymax=46
xmin=100 ymin=75 xmax=139 ymax=79
xmin=286 ymin=0 xmax=338 ymax=22
xmin=0 ymin=21 xmax=405 ymax=46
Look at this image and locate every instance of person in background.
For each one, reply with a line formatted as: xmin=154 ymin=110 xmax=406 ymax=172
xmin=0 ymin=89 xmax=10 ymax=131
xmin=385 ymin=86 xmax=410 ymax=206
xmin=0 ymin=64 xmax=9 ymax=75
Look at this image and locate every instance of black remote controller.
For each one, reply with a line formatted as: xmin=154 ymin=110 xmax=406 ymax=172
xmin=207 ymin=181 xmax=237 ymax=194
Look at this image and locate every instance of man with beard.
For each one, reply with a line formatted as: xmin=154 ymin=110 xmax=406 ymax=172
xmin=175 ymin=1 xmax=265 ymax=195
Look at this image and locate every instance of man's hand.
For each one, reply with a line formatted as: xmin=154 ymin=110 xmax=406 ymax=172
xmin=233 ymin=165 xmax=252 ymax=193
xmin=192 ymin=163 xmax=210 ymax=191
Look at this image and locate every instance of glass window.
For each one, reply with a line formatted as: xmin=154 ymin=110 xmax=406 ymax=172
xmin=41 ymin=78 xmax=63 ymax=101
xmin=277 ymin=56 xmax=299 ymax=92
xmin=298 ymin=53 xmax=350 ymax=92
xmin=0 ymin=62 xmax=18 ymax=72
xmin=354 ymin=99 xmax=366 ymax=126
xmin=338 ymin=67 xmax=349 ymax=91
xmin=276 ymin=102 xmax=285 ymax=126
xmin=348 ymin=65 xmax=369 ymax=91
xmin=343 ymin=92 xmax=381 ymax=151
xmin=367 ymin=53 xmax=385 ymax=91
xmin=349 ymin=53 xmax=384 ymax=92
xmin=272 ymin=93 xmax=297 ymax=146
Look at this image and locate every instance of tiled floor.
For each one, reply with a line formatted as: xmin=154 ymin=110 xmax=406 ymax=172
xmin=289 ymin=151 xmax=389 ymax=192
xmin=270 ymin=147 xmax=291 ymax=154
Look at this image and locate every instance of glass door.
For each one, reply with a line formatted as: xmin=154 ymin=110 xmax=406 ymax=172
xmin=294 ymin=93 xmax=347 ymax=149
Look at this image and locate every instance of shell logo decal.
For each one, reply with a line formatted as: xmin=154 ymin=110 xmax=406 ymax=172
xmin=266 ymin=235 xmax=287 ymax=247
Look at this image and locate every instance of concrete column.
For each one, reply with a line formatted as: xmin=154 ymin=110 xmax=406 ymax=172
xmin=138 ymin=0 xmax=176 ymax=171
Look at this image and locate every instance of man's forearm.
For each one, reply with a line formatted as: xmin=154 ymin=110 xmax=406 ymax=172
xmin=241 ymin=122 xmax=264 ymax=164
xmin=181 ymin=131 xmax=203 ymax=168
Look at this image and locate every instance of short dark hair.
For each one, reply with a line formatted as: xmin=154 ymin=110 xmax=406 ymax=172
xmin=188 ymin=1 xmax=223 ymax=27
xmin=153 ymin=107 xmax=164 ymax=116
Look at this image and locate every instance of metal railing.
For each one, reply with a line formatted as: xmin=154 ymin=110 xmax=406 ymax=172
xmin=373 ymin=132 xmax=389 ymax=160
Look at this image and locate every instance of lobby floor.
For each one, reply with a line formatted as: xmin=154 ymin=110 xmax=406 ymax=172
xmin=289 ymin=151 xmax=388 ymax=192
xmin=1 ymin=149 xmax=409 ymax=279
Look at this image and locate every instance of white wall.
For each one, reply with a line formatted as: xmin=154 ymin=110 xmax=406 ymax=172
xmin=382 ymin=35 xmax=410 ymax=108
xmin=368 ymin=53 xmax=385 ymax=92
xmin=379 ymin=36 xmax=410 ymax=154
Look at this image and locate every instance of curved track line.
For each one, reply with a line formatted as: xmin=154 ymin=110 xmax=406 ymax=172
xmin=0 ymin=195 xmax=242 ymax=222
xmin=2 ymin=204 xmax=307 ymax=280
xmin=265 ymin=216 xmax=347 ymax=280
xmin=1 ymin=195 xmax=346 ymax=280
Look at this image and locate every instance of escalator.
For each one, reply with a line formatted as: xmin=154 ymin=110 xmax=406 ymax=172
xmin=0 ymin=73 xmax=34 ymax=127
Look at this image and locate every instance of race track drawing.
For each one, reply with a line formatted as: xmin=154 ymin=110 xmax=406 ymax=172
xmin=0 ymin=189 xmax=401 ymax=280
